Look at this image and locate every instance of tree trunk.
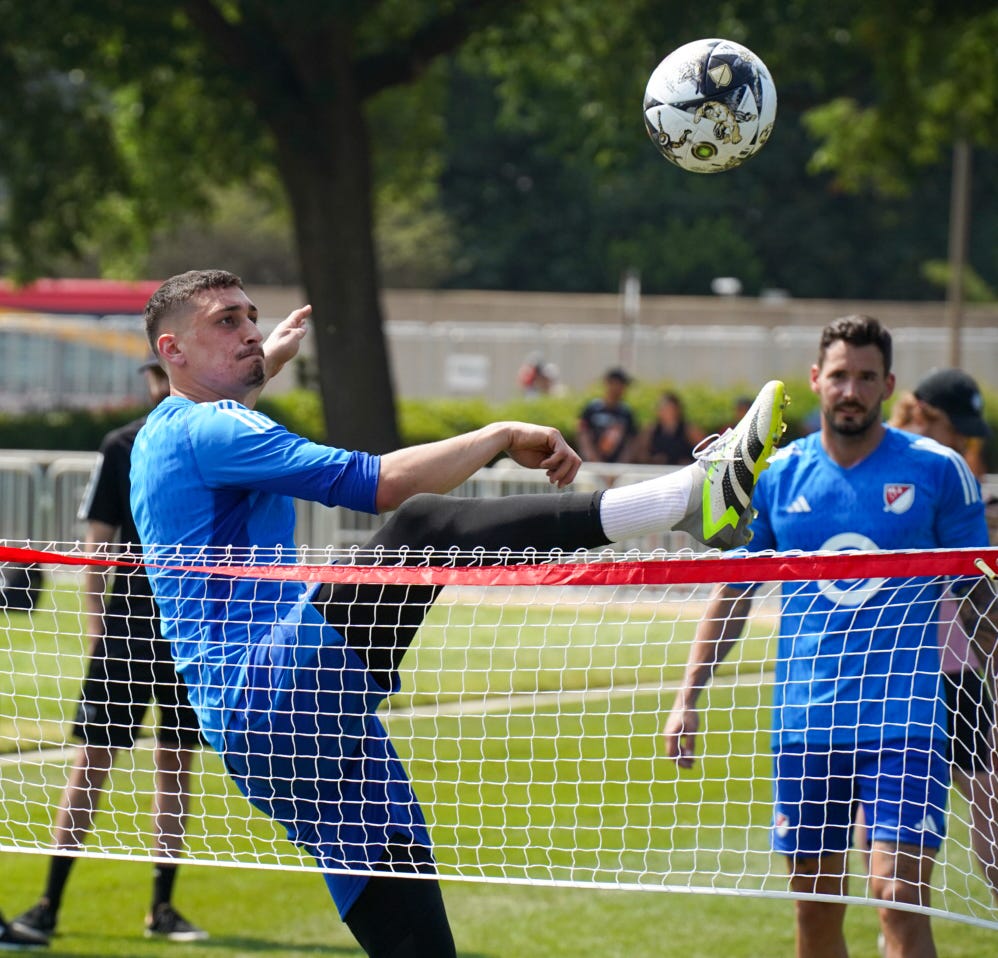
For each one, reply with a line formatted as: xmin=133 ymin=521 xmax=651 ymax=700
xmin=268 ymin=37 xmax=400 ymax=453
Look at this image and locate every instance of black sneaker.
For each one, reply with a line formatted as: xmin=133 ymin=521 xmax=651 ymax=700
xmin=8 ymin=902 xmax=54 ymax=942
xmin=145 ymin=904 xmax=209 ymax=943
xmin=0 ymin=910 xmax=48 ymax=950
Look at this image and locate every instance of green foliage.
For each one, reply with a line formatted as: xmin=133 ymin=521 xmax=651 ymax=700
xmin=0 ymin=0 xmax=270 ymax=279
xmin=0 ymin=404 xmax=149 ymax=451
xmin=397 ymin=396 xmax=497 ymax=445
xmin=921 ymin=261 xmax=996 ymax=303
xmin=14 ymin=375 xmax=998 ymax=459
xmin=256 ymin=390 xmax=326 ymax=442
xmin=3 ymin=0 xmax=998 ymax=301
xmin=801 ymin=5 xmax=998 ymax=194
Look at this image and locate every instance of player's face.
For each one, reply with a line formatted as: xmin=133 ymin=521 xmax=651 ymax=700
xmin=163 ymin=287 xmax=265 ymax=399
xmin=811 ymin=340 xmax=895 ymax=438
xmin=915 ymin=405 xmax=968 ymax=455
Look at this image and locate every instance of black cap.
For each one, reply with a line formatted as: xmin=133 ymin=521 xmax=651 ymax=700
xmin=604 ymin=366 xmax=632 ymax=385
xmin=138 ymin=356 xmax=162 ymax=373
xmin=914 ymin=368 xmax=989 ymax=438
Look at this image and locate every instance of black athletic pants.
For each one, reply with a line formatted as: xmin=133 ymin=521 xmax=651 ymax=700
xmin=314 ymin=492 xmax=608 ymax=958
xmin=313 ymin=491 xmax=608 ymax=687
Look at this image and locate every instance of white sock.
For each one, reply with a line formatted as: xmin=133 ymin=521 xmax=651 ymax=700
xmin=598 ymin=464 xmax=700 ymax=542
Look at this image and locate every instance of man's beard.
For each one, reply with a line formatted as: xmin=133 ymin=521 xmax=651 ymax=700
xmin=826 ymin=403 xmax=880 ymax=437
xmin=244 ymin=357 xmax=266 ymax=388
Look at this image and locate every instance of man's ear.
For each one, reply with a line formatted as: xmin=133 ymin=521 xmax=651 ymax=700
xmin=809 ymin=363 xmax=820 ymax=395
xmin=157 ymin=333 xmax=184 ymax=367
xmin=883 ymin=371 xmax=896 ymax=401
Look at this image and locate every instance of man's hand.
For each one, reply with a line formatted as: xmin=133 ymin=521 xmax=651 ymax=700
xmin=663 ymin=703 xmax=701 ymax=769
xmin=502 ymin=423 xmax=581 ymax=488
xmin=264 ymin=305 xmax=311 ymax=381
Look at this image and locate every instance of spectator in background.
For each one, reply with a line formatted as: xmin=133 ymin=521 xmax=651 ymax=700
xmin=884 ymin=367 xmax=998 ymax=905
xmin=726 ymin=395 xmax=753 ymax=431
xmin=517 ymin=354 xmax=561 ymax=398
xmin=577 ymin=367 xmax=639 ymax=463
xmin=12 ymin=360 xmax=208 ymax=945
xmin=912 ymin=368 xmax=990 ymax=475
xmin=638 ymin=391 xmax=704 ymax=466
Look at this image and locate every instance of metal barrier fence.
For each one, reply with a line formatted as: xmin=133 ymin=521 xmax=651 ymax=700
xmin=3 ymin=450 xmax=995 ymax=559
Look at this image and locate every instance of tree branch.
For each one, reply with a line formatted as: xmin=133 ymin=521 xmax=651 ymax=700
xmin=182 ymin=0 xmax=305 ymax=116
xmin=356 ymin=0 xmax=526 ymax=98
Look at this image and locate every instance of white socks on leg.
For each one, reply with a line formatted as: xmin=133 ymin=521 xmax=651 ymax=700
xmin=598 ymin=464 xmax=701 ymax=542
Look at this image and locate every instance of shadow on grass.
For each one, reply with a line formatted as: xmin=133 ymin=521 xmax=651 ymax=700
xmin=43 ymin=933 xmax=494 ymax=957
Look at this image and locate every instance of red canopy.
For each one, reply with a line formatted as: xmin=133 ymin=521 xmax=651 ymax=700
xmin=0 ymin=278 xmax=161 ymax=315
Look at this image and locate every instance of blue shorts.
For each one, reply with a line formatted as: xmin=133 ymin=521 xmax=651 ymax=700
xmin=220 ymin=608 xmax=432 ymax=918
xmin=772 ymin=742 xmax=949 ymax=858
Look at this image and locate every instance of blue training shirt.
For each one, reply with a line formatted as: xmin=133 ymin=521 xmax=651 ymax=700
xmin=130 ymin=397 xmax=423 ymax=917
xmin=743 ymin=426 xmax=987 ymax=750
xmin=130 ymin=396 xmax=381 ymax=746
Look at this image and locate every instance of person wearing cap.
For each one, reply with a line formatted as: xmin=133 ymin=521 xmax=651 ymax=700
xmin=882 ymin=368 xmax=998 ymax=906
xmin=12 ymin=359 xmax=209 ymax=945
xmin=576 ymin=367 xmax=639 ymax=464
xmin=911 ymin=367 xmax=991 ymax=455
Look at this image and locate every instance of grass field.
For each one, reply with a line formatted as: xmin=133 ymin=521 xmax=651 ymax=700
xmin=2 ymin=578 xmax=998 ymax=955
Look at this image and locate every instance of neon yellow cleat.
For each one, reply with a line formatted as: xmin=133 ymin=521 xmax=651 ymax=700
xmin=676 ymin=380 xmax=788 ymax=549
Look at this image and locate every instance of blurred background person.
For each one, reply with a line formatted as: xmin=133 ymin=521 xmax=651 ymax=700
xmin=12 ymin=360 xmax=208 ymax=945
xmin=576 ymin=367 xmax=638 ymax=464
xmin=638 ymin=391 xmax=703 ymax=466
xmin=726 ymin=395 xmax=753 ymax=431
xmin=517 ymin=354 xmax=561 ymax=398
xmin=880 ymin=367 xmax=998 ymax=906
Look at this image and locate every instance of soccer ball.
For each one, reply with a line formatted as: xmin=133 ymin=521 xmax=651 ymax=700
xmin=643 ymin=38 xmax=776 ymax=174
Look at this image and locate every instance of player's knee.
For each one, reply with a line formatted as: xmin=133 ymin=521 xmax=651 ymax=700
xmin=870 ymin=873 xmax=929 ymax=908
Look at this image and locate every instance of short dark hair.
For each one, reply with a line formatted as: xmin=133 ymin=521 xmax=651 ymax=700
xmin=818 ymin=314 xmax=892 ymax=374
xmin=604 ymin=366 xmax=632 ymax=385
xmin=144 ymin=269 xmax=243 ymax=356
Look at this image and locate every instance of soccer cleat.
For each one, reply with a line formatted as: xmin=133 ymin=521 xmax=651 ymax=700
xmin=0 ymin=910 xmax=48 ymax=950
xmin=8 ymin=903 xmax=54 ymax=943
xmin=145 ymin=904 xmax=209 ymax=943
xmin=675 ymin=380 xmax=787 ymax=549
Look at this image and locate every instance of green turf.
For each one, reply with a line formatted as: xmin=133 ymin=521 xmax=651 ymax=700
xmin=3 ymin=851 xmax=997 ymax=957
xmin=2 ymin=583 xmax=997 ymax=954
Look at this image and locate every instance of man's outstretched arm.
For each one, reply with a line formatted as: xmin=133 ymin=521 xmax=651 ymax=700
xmin=663 ymin=583 xmax=754 ymax=769
xmin=375 ymin=421 xmax=581 ymax=513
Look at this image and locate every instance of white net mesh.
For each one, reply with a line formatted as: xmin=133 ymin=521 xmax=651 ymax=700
xmin=1 ymin=542 xmax=997 ymax=931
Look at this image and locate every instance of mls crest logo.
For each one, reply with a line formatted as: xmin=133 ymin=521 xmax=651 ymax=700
xmin=883 ymin=483 xmax=915 ymax=514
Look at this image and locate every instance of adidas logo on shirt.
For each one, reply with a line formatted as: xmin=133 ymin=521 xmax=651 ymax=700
xmin=786 ymin=495 xmax=811 ymax=513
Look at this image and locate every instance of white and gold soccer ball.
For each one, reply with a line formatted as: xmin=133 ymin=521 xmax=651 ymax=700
xmin=643 ymin=38 xmax=776 ymax=174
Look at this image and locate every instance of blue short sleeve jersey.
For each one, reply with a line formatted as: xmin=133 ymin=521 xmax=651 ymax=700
xmin=130 ymin=397 xmax=424 ymax=917
xmin=131 ymin=396 xmax=381 ymax=741
xmin=744 ymin=427 xmax=987 ymax=750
